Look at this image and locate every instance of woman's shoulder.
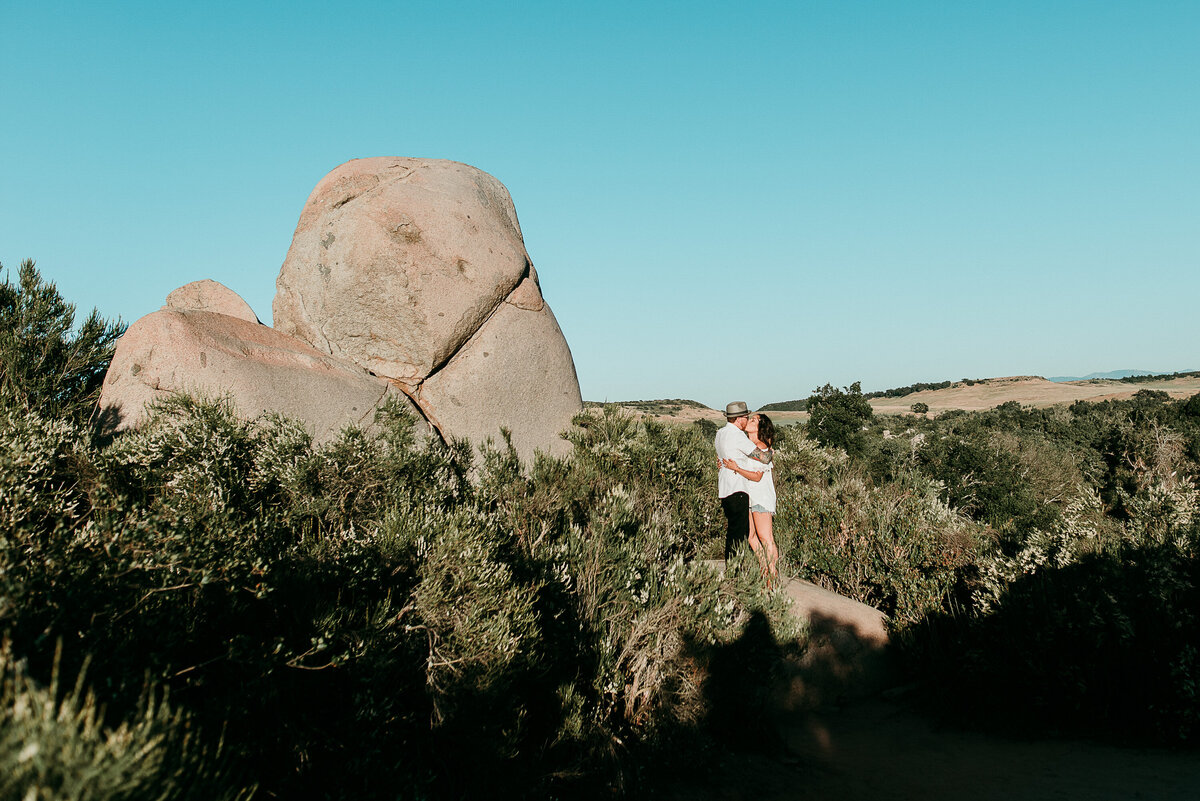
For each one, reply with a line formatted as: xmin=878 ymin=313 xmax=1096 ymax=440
xmin=749 ymin=447 xmax=774 ymax=465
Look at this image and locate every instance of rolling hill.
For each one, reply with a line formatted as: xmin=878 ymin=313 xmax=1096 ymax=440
xmin=589 ymin=373 xmax=1200 ymax=424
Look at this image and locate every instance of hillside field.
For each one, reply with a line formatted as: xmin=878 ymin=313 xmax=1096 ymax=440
xmin=870 ymin=375 xmax=1200 ymax=415
xmin=595 ymin=375 xmax=1200 ymax=424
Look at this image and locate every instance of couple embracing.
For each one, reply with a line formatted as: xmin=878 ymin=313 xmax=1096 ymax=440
xmin=715 ymin=401 xmax=779 ymax=587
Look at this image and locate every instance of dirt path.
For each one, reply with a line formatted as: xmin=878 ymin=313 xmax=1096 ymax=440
xmin=673 ymin=697 xmax=1200 ymax=801
xmin=672 ymin=566 xmax=1200 ymax=800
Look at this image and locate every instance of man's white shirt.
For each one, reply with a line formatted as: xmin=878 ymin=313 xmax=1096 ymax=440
xmin=714 ymin=422 xmax=757 ymax=498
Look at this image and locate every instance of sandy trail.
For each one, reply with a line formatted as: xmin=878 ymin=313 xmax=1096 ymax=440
xmin=674 ymin=697 xmax=1200 ymax=800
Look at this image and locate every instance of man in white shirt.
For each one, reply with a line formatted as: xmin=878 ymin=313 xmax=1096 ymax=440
xmin=714 ymin=400 xmax=757 ymax=562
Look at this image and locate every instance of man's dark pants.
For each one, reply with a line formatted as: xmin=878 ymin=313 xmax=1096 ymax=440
xmin=721 ymin=491 xmax=750 ymax=562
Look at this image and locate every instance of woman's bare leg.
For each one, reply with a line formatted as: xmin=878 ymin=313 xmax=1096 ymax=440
xmin=747 ymin=509 xmax=767 ymax=574
xmin=751 ymin=511 xmax=779 ymax=588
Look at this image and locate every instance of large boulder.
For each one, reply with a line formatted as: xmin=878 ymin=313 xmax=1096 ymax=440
xmin=418 ymin=296 xmax=581 ymax=461
xmin=273 ymin=158 xmax=530 ymax=384
xmin=98 ymin=308 xmax=426 ymax=443
xmin=274 ymin=157 xmax=581 ymax=458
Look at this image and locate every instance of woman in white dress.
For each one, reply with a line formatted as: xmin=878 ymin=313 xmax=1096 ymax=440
xmin=721 ymin=413 xmax=779 ymax=587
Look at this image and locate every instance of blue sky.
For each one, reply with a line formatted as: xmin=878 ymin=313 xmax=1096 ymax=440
xmin=3 ymin=1 xmax=1197 ymax=409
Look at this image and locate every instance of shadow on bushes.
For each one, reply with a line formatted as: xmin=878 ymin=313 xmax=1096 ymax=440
xmin=695 ymin=605 xmax=893 ymax=746
xmin=899 ymin=541 xmax=1200 ymax=745
xmin=701 ymin=610 xmax=787 ymax=755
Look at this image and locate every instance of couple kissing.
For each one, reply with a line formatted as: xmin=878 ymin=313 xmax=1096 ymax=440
xmin=715 ymin=401 xmax=779 ymax=588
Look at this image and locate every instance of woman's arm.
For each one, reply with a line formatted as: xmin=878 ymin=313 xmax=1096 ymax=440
xmin=721 ymin=457 xmax=763 ymax=482
xmin=748 ymin=446 xmax=773 ymax=465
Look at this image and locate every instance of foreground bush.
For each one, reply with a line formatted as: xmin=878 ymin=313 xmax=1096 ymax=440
xmin=771 ymin=434 xmax=983 ymax=624
xmin=1 ymin=387 xmax=804 ymax=798
xmin=886 ymin=397 xmax=1200 ymax=741
xmin=0 ymin=644 xmax=250 ymax=801
xmin=9 ymin=260 xmax=1200 ymax=795
xmin=771 ymin=384 xmax=1200 ymax=743
xmin=903 ymin=530 xmax=1200 ymax=742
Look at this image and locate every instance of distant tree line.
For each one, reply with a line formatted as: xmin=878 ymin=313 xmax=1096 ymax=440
xmin=864 ymin=380 xmax=954 ymax=398
xmin=757 ymin=398 xmax=809 ymax=412
xmin=760 ymin=379 xmax=954 ymax=412
xmin=1117 ymin=370 xmax=1200 ymax=384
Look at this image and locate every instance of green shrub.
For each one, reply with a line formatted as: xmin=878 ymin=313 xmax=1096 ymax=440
xmin=806 ymin=382 xmax=873 ymax=458
xmin=16 ymin=265 xmax=1200 ymax=791
xmin=774 ymin=439 xmax=982 ymax=624
xmin=1 ymin=383 xmax=815 ymax=798
xmin=0 ymin=260 xmax=123 ymax=424
xmin=889 ymin=395 xmax=1200 ymax=742
xmin=0 ymin=643 xmax=251 ymax=801
xmin=905 ymin=530 xmax=1200 ymax=742
xmin=0 ymin=405 xmax=89 ymax=544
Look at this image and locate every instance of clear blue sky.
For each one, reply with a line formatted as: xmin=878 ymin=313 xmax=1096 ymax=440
xmin=3 ymin=1 xmax=1197 ymax=409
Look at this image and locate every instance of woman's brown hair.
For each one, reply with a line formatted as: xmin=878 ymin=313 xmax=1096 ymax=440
xmin=755 ymin=413 xmax=776 ymax=448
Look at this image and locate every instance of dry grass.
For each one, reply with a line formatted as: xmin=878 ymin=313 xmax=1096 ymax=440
xmin=590 ymin=376 xmax=1200 ymax=425
xmin=582 ymin=402 xmax=727 ymax=426
xmin=581 ymin=402 xmax=810 ymax=426
xmin=871 ymin=376 xmax=1200 ymax=416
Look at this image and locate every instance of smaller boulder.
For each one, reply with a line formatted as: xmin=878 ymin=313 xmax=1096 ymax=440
xmin=417 ymin=295 xmax=581 ymax=460
xmin=99 ymin=308 xmax=427 ymax=443
xmin=700 ymin=560 xmax=894 ymax=707
xmin=165 ymin=280 xmax=259 ymax=323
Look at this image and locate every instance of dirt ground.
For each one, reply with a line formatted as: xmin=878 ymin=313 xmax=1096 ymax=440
xmin=671 ymin=696 xmax=1200 ymax=801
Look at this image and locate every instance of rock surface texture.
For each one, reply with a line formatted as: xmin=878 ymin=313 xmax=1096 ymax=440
xmin=780 ymin=573 xmax=894 ymax=704
xmin=702 ymin=559 xmax=895 ymax=706
xmin=274 ymin=157 xmax=582 ymax=459
xmin=98 ymin=308 xmax=425 ymax=443
xmin=164 ymin=279 xmax=260 ymax=323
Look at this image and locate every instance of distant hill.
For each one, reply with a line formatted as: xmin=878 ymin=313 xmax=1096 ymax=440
xmin=1048 ymin=369 xmax=1159 ymax=382
xmin=761 ymin=379 xmax=956 ymax=411
xmin=587 ymin=373 xmax=1200 ymax=426
xmin=758 ymin=399 xmax=808 ymax=412
xmin=868 ymin=374 xmax=1200 ymax=416
xmin=761 ymin=373 xmax=1200 ymax=420
xmin=583 ymin=398 xmax=711 ymax=414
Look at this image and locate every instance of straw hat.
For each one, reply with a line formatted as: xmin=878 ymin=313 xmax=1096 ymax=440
xmin=724 ymin=401 xmax=749 ymax=418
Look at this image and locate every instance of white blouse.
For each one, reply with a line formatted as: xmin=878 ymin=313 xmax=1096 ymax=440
xmin=747 ymin=447 xmax=776 ymax=514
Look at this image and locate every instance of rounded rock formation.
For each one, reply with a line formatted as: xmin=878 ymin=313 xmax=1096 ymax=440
xmin=418 ymin=298 xmax=581 ymax=462
xmin=274 ymin=158 xmax=531 ymax=384
xmin=273 ymin=157 xmax=582 ymax=459
xmin=98 ymin=308 xmax=426 ymax=443
xmin=164 ymin=279 xmax=260 ymax=323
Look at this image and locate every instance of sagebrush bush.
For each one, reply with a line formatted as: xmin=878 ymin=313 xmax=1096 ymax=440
xmin=0 ymin=405 xmax=88 ymax=544
xmin=9 ymin=261 xmax=1200 ymax=792
xmin=0 ymin=643 xmax=251 ymax=801
xmin=477 ymin=409 xmax=804 ymax=778
xmin=771 ymin=434 xmax=983 ymax=624
xmin=892 ymin=394 xmax=1200 ymax=741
